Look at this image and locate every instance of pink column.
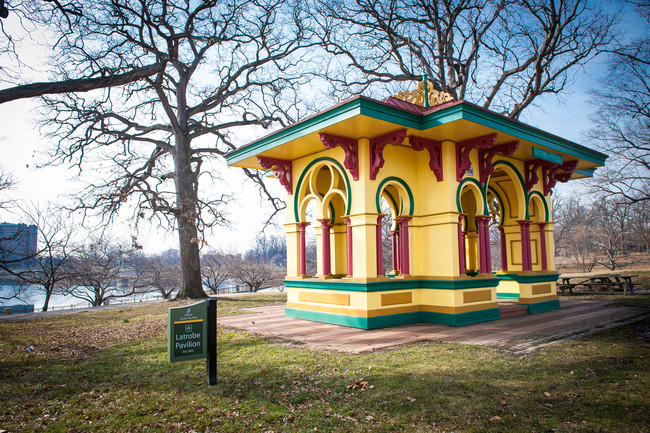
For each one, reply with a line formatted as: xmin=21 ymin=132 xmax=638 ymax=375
xmin=391 ymin=230 xmax=399 ymax=273
xmin=320 ymin=219 xmax=331 ymax=276
xmin=475 ymin=216 xmax=492 ymax=274
xmin=376 ymin=215 xmax=384 ymax=277
xmin=518 ymin=221 xmax=532 ymax=271
xmin=298 ymin=223 xmax=308 ymax=276
xmin=538 ymin=223 xmax=547 ymax=270
xmin=498 ymin=226 xmax=508 ymax=271
xmin=457 ymin=215 xmax=466 ymax=275
xmin=345 ymin=217 xmax=353 ymax=277
xmin=398 ymin=217 xmax=411 ymax=275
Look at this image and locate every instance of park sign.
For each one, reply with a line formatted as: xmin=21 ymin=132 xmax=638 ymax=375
xmin=169 ymin=300 xmax=207 ymax=362
xmin=168 ymin=299 xmax=217 ymax=385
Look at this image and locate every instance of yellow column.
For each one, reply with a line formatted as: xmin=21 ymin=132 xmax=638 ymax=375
xmin=284 ymin=222 xmax=301 ymax=278
xmin=347 ymin=213 xmax=382 ymax=280
xmin=330 ymin=223 xmax=348 ymax=277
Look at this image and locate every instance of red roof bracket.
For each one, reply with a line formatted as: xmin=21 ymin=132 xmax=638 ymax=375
xmin=410 ymin=135 xmax=443 ymax=181
xmin=369 ymin=129 xmax=407 ymax=180
xmin=524 ymin=159 xmax=547 ymax=192
xmin=543 ymin=160 xmax=578 ymax=195
xmin=479 ymin=141 xmax=519 ymax=185
xmin=320 ymin=133 xmax=359 ymax=181
xmin=257 ymin=157 xmax=293 ymax=194
xmin=456 ymin=134 xmax=497 ymax=181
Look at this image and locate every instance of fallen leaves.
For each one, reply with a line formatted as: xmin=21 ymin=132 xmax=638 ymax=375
xmin=346 ymin=380 xmax=374 ymax=391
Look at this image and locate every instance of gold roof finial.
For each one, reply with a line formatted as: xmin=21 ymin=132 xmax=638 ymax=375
xmin=394 ymin=76 xmax=455 ymax=107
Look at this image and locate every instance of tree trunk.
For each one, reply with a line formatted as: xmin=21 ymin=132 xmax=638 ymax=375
xmin=42 ymin=287 xmax=52 ymax=312
xmin=174 ymin=136 xmax=206 ymax=300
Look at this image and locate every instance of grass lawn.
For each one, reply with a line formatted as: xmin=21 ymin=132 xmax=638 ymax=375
xmin=1 ymin=293 xmax=648 ymax=432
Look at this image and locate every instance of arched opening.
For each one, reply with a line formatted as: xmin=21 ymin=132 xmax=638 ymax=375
xmin=295 ymin=160 xmax=350 ymax=278
xmin=459 ymin=184 xmax=483 ymax=275
xmin=528 ymin=193 xmax=549 ymax=271
xmin=376 ymin=178 xmax=413 ymax=277
xmin=486 ymin=163 xmax=526 ymax=273
xmin=487 ymin=190 xmax=504 ymax=271
xmin=303 ymin=199 xmax=318 ymax=276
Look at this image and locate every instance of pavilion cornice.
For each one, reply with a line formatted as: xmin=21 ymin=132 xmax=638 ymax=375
xmin=226 ymin=97 xmax=607 ymax=174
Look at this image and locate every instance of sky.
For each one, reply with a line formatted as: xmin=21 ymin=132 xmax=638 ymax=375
xmin=0 ymin=2 xmax=640 ymax=255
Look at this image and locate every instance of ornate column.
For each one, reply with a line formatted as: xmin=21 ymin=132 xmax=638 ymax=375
xmin=391 ymin=230 xmax=399 ymax=274
xmin=319 ymin=219 xmax=332 ymax=276
xmin=458 ymin=215 xmax=467 ymax=275
xmin=345 ymin=217 xmax=353 ymax=277
xmin=538 ymin=223 xmax=547 ymax=271
xmin=475 ymin=216 xmax=492 ymax=274
xmin=498 ymin=226 xmax=508 ymax=271
xmin=376 ymin=215 xmax=384 ymax=277
xmin=518 ymin=220 xmax=532 ymax=271
xmin=298 ymin=223 xmax=309 ymax=277
xmin=398 ymin=217 xmax=411 ymax=275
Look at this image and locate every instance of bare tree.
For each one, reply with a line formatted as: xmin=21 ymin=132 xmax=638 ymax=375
xmin=628 ymin=200 xmax=650 ymax=253
xmin=39 ymin=1 xmax=315 ymax=299
xmin=552 ymin=193 xmax=598 ymax=272
xmin=587 ymin=1 xmax=649 ymax=203
xmin=317 ymin=0 xmax=616 ymax=118
xmin=127 ymin=250 xmax=180 ymax=299
xmin=589 ymin=198 xmax=632 ymax=271
xmin=201 ymin=251 xmax=232 ymax=295
xmin=0 ymin=1 xmax=164 ymax=104
xmin=231 ymin=256 xmax=279 ymax=292
xmin=62 ymin=238 xmax=135 ymax=307
xmin=0 ymin=204 xmax=77 ymax=311
xmin=0 ymin=168 xmax=14 ymax=211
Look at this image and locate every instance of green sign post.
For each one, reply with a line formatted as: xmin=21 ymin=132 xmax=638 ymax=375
xmin=168 ymin=299 xmax=217 ymax=385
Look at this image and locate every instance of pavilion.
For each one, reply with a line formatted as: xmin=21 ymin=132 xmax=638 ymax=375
xmin=225 ymin=81 xmax=607 ymax=329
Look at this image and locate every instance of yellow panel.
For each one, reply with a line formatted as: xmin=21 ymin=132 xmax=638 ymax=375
xmin=381 ymin=292 xmax=413 ymax=306
xmin=510 ymin=240 xmax=522 ymax=265
xmin=422 ymin=302 xmax=498 ymax=314
xmin=298 ymin=291 xmax=350 ymax=306
xmin=531 ymin=284 xmax=552 ymax=295
xmin=463 ymin=289 xmax=492 ymax=303
xmin=519 ymin=295 xmax=557 ymax=304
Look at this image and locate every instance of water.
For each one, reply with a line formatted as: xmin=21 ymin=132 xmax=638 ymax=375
xmin=0 ymin=284 xmax=164 ymax=312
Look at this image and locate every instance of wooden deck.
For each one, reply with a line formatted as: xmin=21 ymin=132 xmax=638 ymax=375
xmin=218 ymin=299 xmax=648 ymax=355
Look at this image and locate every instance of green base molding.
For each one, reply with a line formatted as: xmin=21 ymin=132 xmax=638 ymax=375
xmin=422 ymin=308 xmax=500 ymax=327
xmin=496 ymin=273 xmax=560 ymax=283
xmin=526 ymin=299 xmax=560 ymax=314
xmin=496 ymin=293 xmax=520 ymax=299
xmin=285 ymin=307 xmax=500 ymax=329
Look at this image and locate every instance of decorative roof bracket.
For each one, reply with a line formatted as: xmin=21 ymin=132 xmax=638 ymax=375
xmin=479 ymin=141 xmax=519 ymax=185
xmin=455 ymin=134 xmax=497 ymax=181
xmin=524 ymin=159 xmax=547 ymax=192
xmin=369 ymin=129 xmax=407 ymax=180
xmin=320 ymin=133 xmax=359 ymax=181
xmin=257 ymin=156 xmax=293 ymax=194
xmin=543 ymin=160 xmax=578 ymax=196
xmin=410 ymin=135 xmax=443 ymax=181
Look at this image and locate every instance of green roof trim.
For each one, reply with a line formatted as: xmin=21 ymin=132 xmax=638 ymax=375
xmin=532 ymin=147 xmax=563 ymax=164
xmin=284 ymin=277 xmax=499 ymax=292
xmin=575 ymin=168 xmax=597 ymax=177
xmin=225 ymin=97 xmax=607 ymax=167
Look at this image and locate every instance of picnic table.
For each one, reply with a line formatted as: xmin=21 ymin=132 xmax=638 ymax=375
xmin=558 ymin=274 xmax=637 ymax=295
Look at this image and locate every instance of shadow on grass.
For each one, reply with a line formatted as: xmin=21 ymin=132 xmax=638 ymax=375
xmin=1 ymin=321 xmax=648 ymax=433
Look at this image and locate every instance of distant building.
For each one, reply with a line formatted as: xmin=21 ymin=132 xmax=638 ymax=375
xmin=0 ymin=223 xmax=38 ymax=264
